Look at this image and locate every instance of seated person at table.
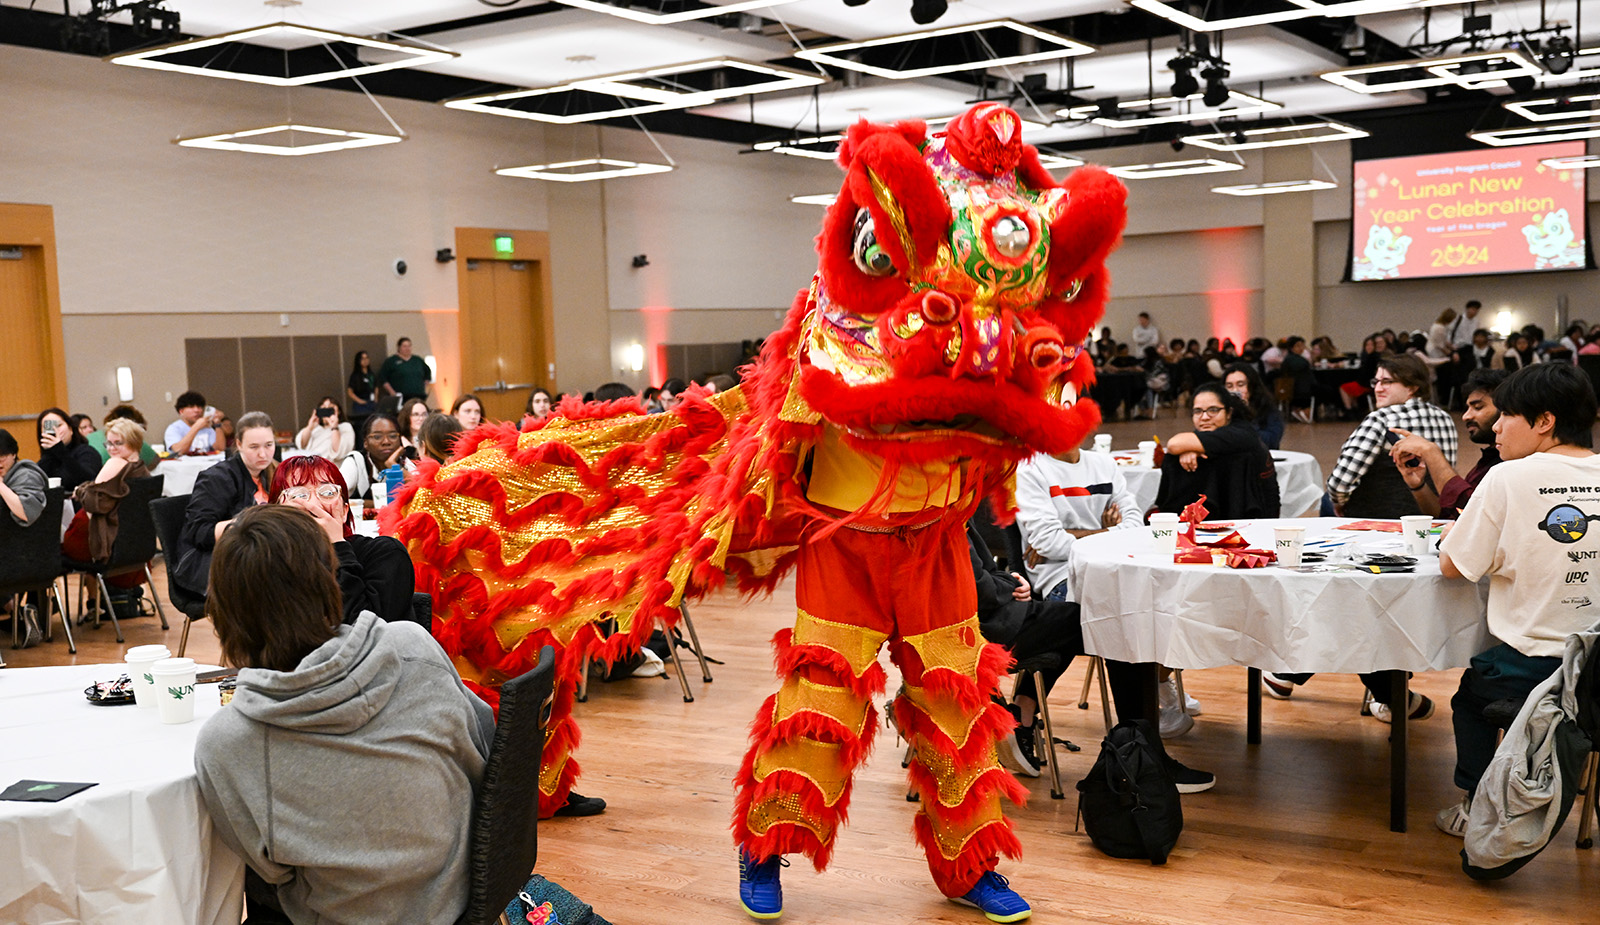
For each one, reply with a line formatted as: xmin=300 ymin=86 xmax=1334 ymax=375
xmin=419 ymin=412 xmax=464 ymax=464
xmin=523 ymin=387 xmax=554 ymax=427
xmin=451 ymin=393 xmax=484 ymax=430
xmin=271 ymin=455 xmax=414 ymax=627
xmin=1152 ymin=384 xmax=1280 ymax=521
xmin=1279 ymin=337 xmax=1317 ymax=423
xmin=165 ymin=391 xmax=221 ymax=455
xmin=1435 ymin=362 xmax=1600 ymax=836
xmin=398 ymin=397 xmax=429 ymax=450
xmin=1324 ymin=354 xmax=1456 ymax=518
xmin=62 ymin=418 xmax=152 ymax=608
xmin=169 ymin=413 xmax=277 ymax=598
xmin=36 ymin=407 xmax=102 ymax=493
xmin=292 ymin=397 xmax=355 ymax=462
xmin=1390 ymin=368 xmax=1506 ymax=520
xmin=70 ymin=413 xmax=95 ymax=441
xmin=89 ymin=404 xmax=160 ymax=466
xmin=194 ymin=505 xmax=494 ymax=925
xmin=1009 ymin=441 xmax=1216 ymax=744
xmin=1223 ymin=363 xmax=1283 ymax=450
xmin=0 ymin=429 xmax=47 ymax=527
xmin=340 ymin=414 xmax=412 ymax=501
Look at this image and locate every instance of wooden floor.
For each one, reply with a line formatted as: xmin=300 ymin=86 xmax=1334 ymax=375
xmin=9 ymin=413 xmax=1598 ymax=922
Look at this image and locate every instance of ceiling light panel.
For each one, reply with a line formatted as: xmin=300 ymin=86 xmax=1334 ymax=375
xmin=445 ymin=58 xmax=824 ymax=124
xmin=1129 ymin=0 xmax=1466 ymax=33
xmin=1321 ymin=49 xmax=1542 ymax=94
xmin=1541 ymin=154 xmax=1600 ymax=170
xmin=1212 ymin=179 xmax=1339 ymax=196
xmin=547 ymin=0 xmax=803 ymax=25
xmin=1062 ymin=90 xmax=1280 ymax=128
xmin=1182 ymin=121 xmax=1369 ymax=150
xmin=1106 ymin=159 xmax=1245 ymax=179
xmin=1469 ymin=119 xmax=1600 ymax=146
xmin=108 ymin=23 xmax=456 ymax=86
xmin=790 ymin=193 xmax=838 ymax=206
xmin=174 ymin=124 xmax=404 ymax=156
xmin=1505 ymin=92 xmax=1600 ymax=122
xmin=795 ymin=20 xmax=1095 ymax=81
xmin=495 ymin=158 xmax=673 ymax=182
xmin=1036 ymin=153 xmax=1086 ymax=169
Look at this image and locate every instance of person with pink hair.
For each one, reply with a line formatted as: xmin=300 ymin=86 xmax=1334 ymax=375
xmin=270 ymin=455 xmax=415 ymax=627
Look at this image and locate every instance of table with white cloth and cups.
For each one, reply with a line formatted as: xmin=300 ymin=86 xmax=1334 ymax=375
xmin=151 ymin=454 xmax=226 ymax=498
xmin=1068 ymin=517 xmax=1491 ymax=832
xmin=0 ymin=664 xmax=244 ymax=924
xmin=1107 ymin=448 xmax=1325 ymax=518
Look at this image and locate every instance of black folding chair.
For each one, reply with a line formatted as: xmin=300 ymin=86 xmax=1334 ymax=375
xmin=61 ymin=475 xmax=167 ymax=644
xmin=148 ymin=493 xmax=210 ymax=657
xmin=455 ymin=645 xmax=556 ymax=925
xmin=1 ymin=487 xmax=72 ymax=656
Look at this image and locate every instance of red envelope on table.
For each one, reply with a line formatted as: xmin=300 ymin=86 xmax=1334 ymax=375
xmin=1336 ymin=520 xmax=1402 ymax=533
xmin=1171 ymin=495 xmax=1275 ymax=565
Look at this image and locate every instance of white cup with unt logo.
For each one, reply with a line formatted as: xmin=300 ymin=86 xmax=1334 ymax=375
xmin=1092 ymin=434 xmax=1113 ymax=454
xmin=1401 ymin=515 xmax=1433 ymax=556
xmin=125 ymin=644 xmax=171 ymax=708
xmin=1274 ymin=525 xmax=1307 ymax=567
xmin=1137 ymin=441 xmax=1156 ymax=467
xmin=150 ymin=657 xmax=198 ymax=724
xmin=1150 ymin=512 xmax=1180 ymax=556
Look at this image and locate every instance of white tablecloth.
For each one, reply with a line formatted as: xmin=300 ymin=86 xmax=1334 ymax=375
xmin=1068 ymin=517 xmax=1492 ymax=673
xmin=152 ymin=456 xmax=225 ymax=497
xmin=0 ymin=664 xmax=245 ymax=925
xmin=1109 ymin=449 xmax=1325 ymax=518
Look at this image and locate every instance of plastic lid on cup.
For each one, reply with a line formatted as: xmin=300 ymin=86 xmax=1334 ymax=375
xmin=126 ymin=645 xmax=171 ymax=660
xmin=151 ymin=657 xmax=197 ymax=674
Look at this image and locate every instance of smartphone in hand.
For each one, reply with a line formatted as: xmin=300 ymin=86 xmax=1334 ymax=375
xmin=1384 ymin=429 xmax=1422 ymax=468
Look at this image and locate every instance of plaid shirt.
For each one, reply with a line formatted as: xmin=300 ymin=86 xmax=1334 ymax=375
xmin=1326 ymin=398 xmax=1458 ymax=502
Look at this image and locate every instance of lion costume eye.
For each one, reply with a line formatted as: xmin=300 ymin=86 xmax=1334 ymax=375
xmin=851 ymin=209 xmax=895 ymax=277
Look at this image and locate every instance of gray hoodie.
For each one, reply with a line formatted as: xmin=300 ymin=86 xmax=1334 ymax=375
xmin=195 ymin=612 xmax=494 ymax=925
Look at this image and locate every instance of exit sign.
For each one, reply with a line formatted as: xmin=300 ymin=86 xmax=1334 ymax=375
xmin=494 ymin=235 xmax=514 ymax=255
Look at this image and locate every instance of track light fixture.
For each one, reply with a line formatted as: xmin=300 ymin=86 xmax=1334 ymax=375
xmin=1168 ymin=55 xmax=1199 ymax=97
xmin=1543 ymin=34 xmax=1576 ymax=75
xmin=1201 ymin=65 xmax=1231 ymax=107
xmin=835 ymin=0 xmax=949 ymax=24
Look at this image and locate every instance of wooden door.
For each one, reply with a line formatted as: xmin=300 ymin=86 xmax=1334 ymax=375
xmin=0 ymin=204 xmax=66 ymax=461
xmin=460 ymin=258 xmax=548 ymax=423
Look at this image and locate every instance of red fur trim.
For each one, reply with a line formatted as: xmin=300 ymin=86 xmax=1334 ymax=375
xmin=736 ymin=770 xmax=854 ymax=872
xmin=898 ymin=642 xmax=1014 ymax=715
xmin=1046 ymin=166 xmax=1127 ymax=295
xmin=1014 ymin=145 xmax=1060 ymax=193
xmin=893 ymin=698 xmax=1017 ymax=762
xmin=914 ymin=816 xmax=1023 ymax=897
xmin=906 ymin=764 xmax=1030 ymax=827
xmin=816 ymin=185 xmax=913 ymax=317
xmin=770 ymin=629 xmax=889 ymax=699
xmin=942 ymin=103 xmax=1025 ymax=178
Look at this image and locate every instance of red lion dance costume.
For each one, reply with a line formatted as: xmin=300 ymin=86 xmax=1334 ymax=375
xmin=385 ymin=103 xmax=1125 ymax=919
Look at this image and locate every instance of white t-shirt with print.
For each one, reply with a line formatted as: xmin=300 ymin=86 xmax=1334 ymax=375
xmin=1015 ymin=451 xmax=1141 ymax=601
xmin=1441 ymin=451 xmax=1600 ymax=658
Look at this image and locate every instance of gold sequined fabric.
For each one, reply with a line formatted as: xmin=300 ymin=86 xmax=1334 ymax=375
xmin=745 ymin=792 xmax=832 ymax=844
xmin=753 ymin=738 xmax=851 ymax=806
xmin=774 ymin=675 xmax=872 ymax=739
xmin=900 ymin=616 xmax=985 ymax=680
xmin=791 ymin=609 xmax=890 ymax=679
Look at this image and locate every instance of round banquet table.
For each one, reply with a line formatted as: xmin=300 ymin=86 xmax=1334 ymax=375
xmin=0 ymin=664 xmax=245 ymax=924
xmin=1108 ymin=448 xmax=1325 ymax=518
xmin=1067 ymin=517 xmax=1492 ymax=832
xmin=151 ymin=454 xmax=226 ymax=497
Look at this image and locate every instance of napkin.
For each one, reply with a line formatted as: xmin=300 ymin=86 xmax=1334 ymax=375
xmin=1 ymin=780 xmax=98 ymax=802
xmin=1172 ymin=495 xmax=1275 ymax=567
xmin=1336 ymin=520 xmax=1402 ymax=533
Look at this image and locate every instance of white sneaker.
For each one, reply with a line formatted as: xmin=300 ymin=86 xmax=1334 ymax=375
xmin=1435 ymin=799 xmax=1470 ymax=837
xmin=1371 ymin=692 xmax=1435 ymax=724
xmin=1158 ymin=679 xmax=1194 ymax=737
xmin=1184 ymin=691 xmax=1202 ymax=716
xmin=630 ymin=648 xmax=666 ymax=678
xmin=1261 ymin=672 xmax=1296 ymax=700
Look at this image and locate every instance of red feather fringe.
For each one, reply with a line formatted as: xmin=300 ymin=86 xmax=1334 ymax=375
xmin=914 ymin=815 xmax=1023 ymax=897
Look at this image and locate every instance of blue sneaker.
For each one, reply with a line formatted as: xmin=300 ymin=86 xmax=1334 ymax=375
xmin=951 ymin=871 xmax=1032 ymax=922
xmin=738 ymin=846 xmax=787 ymax=920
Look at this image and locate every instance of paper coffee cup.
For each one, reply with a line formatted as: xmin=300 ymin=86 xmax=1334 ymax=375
xmin=1150 ymin=513 xmax=1180 ymax=556
xmin=151 ymin=657 xmax=198 ymax=725
xmin=125 ymin=644 xmax=172 ymax=708
xmin=1093 ymin=434 xmax=1113 ymax=454
xmin=370 ymin=479 xmax=388 ymax=509
xmin=1401 ymin=515 xmax=1432 ymax=556
xmin=1274 ymin=525 xmax=1307 ymax=567
xmin=1137 ymin=441 xmax=1157 ymax=468
xmin=47 ymin=477 xmax=62 ymax=489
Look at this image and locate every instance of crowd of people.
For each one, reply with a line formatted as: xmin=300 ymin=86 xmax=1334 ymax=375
xmin=9 ymin=313 xmax=1599 ymax=923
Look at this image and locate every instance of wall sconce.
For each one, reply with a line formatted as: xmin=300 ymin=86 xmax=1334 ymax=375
xmin=1495 ymin=310 xmax=1514 ymax=336
xmin=424 ymin=355 xmax=438 ymax=381
xmin=116 ymin=366 xmax=134 ymax=402
xmin=625 ymin=343 xmax=646 ymax=372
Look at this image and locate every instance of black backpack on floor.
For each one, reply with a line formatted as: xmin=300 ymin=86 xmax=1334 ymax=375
xmin=1075 ymin=718 xmax=1183 ymax=864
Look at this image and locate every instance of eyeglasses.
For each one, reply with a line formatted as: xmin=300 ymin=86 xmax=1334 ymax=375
xmin=1191 ymin=406 xmax=1226 ymax=418
xmin=282 ymin=485 xmax=343 ymax=502
xmin=1371 ymin=377 xmax=1397 ymax=387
